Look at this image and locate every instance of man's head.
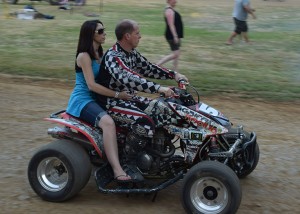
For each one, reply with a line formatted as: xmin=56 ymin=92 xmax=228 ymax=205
xmin=115 ymin=19 xmax=141 ymax=50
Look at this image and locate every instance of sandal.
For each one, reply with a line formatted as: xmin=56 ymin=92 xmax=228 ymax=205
xmin=122 ymin=164 xmax=144 ymax=182
xmin=114 ymin=174 xmax=132 ymax=183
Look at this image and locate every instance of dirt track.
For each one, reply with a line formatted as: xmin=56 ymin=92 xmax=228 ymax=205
xmin=0 ymin=75 xmax=299 ymax=214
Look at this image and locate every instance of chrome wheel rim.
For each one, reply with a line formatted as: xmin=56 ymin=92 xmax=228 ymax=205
xmin=37 ymin=157 xmax=68 ymax=192
xmin=190 ymin=176 xmax=228 ymax=213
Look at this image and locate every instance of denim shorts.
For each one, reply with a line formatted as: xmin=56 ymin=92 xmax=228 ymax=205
xmin=167 ymin=39 xmax=181 ymax=51
xmin=79 ymin=101 xmax=107 ymax=128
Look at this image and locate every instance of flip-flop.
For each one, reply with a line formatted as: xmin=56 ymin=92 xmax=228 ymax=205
xmin=114 ymin=174 xmax=132 ymax=183
xmin=123 ymin=164 xmax=144 ymax=182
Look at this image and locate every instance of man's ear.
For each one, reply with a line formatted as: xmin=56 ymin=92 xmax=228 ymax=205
xmin=125 ymin=33 xmax=131 ymax=40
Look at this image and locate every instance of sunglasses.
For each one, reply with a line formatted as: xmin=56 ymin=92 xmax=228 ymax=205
xmin=95 ymin=28 xmax=105 ymax=35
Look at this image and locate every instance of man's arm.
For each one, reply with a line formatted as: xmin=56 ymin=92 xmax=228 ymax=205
xmin=244 ymin=3 xmax=256 ymax=19
xmin=105 ymin=52 xmax=161 ymax=94
xmin=135 ymin=50 xmax=177 ymax=79
xmin=135 ymin=51 xmax=188 ymax=83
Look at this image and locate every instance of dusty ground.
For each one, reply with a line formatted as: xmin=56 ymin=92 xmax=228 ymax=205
xmin=0 ymin=75 xmax=299 ymax=214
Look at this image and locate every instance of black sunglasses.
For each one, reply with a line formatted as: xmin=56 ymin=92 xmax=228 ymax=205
xmin=95 ymin=28 xmax=105 ymax=35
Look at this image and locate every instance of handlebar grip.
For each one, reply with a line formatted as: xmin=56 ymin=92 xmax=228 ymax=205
xmin=178 ymin=79 xmax=187 ymax=89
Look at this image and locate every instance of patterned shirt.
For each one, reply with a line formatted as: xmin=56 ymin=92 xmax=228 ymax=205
xmin=96 ymin=42 xmax=176 ymax=107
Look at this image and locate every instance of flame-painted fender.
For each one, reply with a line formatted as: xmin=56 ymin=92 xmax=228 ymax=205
xmin=45 ymin=117 xmax=104 ymax=158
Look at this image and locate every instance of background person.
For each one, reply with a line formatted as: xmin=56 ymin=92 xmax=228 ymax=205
xmin=66 ymin=20 xmax=133 ymax=182
xmin=157 ymin=0 xmax=183 ymax=72
xmin=226 ymin=0 xmax=256 ymax=45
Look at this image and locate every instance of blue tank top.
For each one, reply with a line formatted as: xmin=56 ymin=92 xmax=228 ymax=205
xmin=66 ymin=60 xmax=100 ymax=117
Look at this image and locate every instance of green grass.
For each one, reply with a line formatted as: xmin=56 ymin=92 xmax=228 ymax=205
xmin=0 ymin=0 xmax=299 ymax=101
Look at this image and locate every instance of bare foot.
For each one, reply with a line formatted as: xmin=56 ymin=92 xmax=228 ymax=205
xmin=225 ymin=41 xmax=233 ymax=45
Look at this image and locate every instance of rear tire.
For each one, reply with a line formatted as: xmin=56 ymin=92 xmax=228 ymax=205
xmin=27 ymin=139 xmax=92 ymax=202
xmin=181 ymin=161 xmax=242 ymax=214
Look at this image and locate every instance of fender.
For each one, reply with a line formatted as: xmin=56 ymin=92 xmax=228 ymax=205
xmin=167 ymin=102 xmax=228 ymax=135
xmin=188 ymin=102 xmax=232 ymax=129
xmin=45 ymin=116 xmax=104 ymax=157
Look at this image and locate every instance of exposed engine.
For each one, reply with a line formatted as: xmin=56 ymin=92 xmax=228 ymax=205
xmin=135 ymin=130 xmax=175 ymax=174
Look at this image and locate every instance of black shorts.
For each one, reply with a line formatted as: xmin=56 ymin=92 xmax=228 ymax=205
xmin=234 ymin=17 xmax=248 ymax=34
xmin=167 ymin=39 xmax=181 ymax=51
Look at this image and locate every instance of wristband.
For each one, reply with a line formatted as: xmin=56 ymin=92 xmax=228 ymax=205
xmin=114 ymin=91 xmax=120 ymax=98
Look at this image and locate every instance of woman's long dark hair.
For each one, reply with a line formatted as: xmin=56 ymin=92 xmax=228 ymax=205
xmin=75 ymin=20 xmax=104 ymax=70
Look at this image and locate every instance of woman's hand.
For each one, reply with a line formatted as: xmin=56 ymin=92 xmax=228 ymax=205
xmin=118 ymin=91 xmax=134 ymax=100
xmin=174 ymin=36 xmax=179 ymax=44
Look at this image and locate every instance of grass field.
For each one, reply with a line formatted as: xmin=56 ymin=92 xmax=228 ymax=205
xmin=0 ymin=0 xmax=299 ymax=101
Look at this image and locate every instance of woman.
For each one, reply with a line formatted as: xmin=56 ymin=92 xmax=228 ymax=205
xmin=157 ymin=0 xmax=184 ymax=72
xmin=66 ymin=20 xmax=133 ymax=182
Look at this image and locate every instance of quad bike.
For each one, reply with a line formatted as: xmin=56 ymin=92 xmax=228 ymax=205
xmin=27 ymin=80 xmax=259 ymax=214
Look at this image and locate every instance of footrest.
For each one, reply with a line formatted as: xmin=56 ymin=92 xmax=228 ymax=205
xmin=94 ymin=163 xmax=114 ymax=189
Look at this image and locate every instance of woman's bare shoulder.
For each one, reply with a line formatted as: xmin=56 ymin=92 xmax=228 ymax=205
xmin=77 ymin=52 xmax=91 ymax=67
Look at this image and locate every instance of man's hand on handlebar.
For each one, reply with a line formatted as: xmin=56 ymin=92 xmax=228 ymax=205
xmin=175 ymin=73 xmax=189 ymax=83
xmin=158 ymin=86 xmax=174 ymax=97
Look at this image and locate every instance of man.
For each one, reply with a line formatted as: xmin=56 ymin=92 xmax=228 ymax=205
xmin=226 ymin=0 xmax=256 ymax=45
xmin=96 ymin=19 xmax=188 ymax=180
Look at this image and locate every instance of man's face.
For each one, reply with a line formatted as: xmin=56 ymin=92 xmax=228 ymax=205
xmin=128 ymin=25 xmax=141 ymax=49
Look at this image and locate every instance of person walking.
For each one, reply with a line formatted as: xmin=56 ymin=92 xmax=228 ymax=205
xmin=66 ymin=20 xmax=134 ymax=182
xmin=226 ymin=0 xmax=256 ymax=45
xmin=157 ymin=0 xmax=183 ymax=72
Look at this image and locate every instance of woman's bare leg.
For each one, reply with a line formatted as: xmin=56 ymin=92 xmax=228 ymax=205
xmin=157 ymin=50 xmax=180 ymax=71
xmin=98 ymin=115 xmax=130 ymax=180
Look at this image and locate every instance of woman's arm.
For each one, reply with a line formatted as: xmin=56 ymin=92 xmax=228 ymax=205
xmin=77 ymin=52 xmax=132 ymax=99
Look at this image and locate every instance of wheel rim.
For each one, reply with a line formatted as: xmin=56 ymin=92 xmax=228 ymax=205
xmin=37 ymin=157 xmax=68 ymax=192
xmin=190 ymin=176 xmax=228 ymax=213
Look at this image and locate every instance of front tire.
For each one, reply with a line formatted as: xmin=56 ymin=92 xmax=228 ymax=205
xmin=27 ymin=140 xmax=92 ymax=202
xmin=181 ymin=161 xmax=242 ymax=214
xmin=238 ymin=143 xmax=260 ymax=178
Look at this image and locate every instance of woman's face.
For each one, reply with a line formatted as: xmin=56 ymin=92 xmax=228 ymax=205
xmin=94 ymin=23 xmax=106 ymax=44
xmin=169 ymin=0 xmax=177 ymax=7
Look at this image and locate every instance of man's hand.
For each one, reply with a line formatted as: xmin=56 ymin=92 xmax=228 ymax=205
xmin=158 ymin=86 xmax=174 ymax=97
xmin=244 ymin=4 xmax=256 ymax=19
xmin=175 ymin=73 xmax=189 ymax=83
